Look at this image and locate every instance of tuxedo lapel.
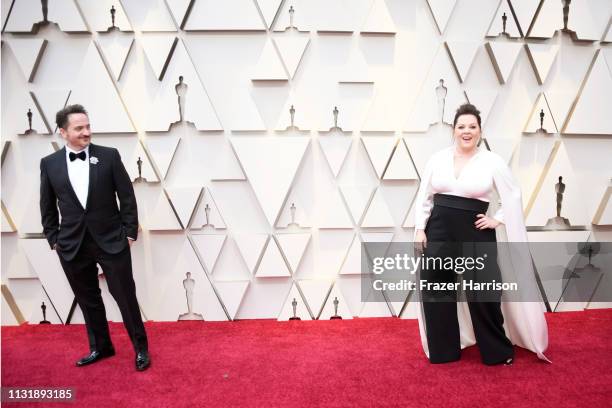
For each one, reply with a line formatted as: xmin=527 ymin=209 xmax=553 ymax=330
xmin=85 ymin=144 xmax=98 ymax=210
xmin=58 ymin=147 xmax=85 ymax=211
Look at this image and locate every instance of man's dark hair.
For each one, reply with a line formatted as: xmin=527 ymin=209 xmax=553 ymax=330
xmin=56 ymin=104 xmax=88 ymax=130
xmin=453 ymin=103 xmax=481 ymax=128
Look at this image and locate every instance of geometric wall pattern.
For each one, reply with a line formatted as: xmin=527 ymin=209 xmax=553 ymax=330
xmin=2 ymin=0 xmax=611 ymax=325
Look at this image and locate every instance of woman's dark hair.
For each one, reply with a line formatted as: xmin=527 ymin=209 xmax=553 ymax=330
xmin=453 ymin=103 xmax=481 ymax=128
xmin=56 ymin=104 xmax=88 ymax=130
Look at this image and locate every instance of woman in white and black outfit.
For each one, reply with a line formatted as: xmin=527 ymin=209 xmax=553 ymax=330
xmin=413 ymin=104 xmax=549 ymax=365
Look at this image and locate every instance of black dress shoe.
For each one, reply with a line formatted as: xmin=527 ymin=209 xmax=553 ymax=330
xmin=135 ymin=351 xmax=150 ymax=371
xmin=76 ymin=348 xmax=115 ymax=367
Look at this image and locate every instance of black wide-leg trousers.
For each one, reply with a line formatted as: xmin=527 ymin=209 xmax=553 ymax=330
xmin=58 ymin=230 xmax=148 ymax=354
xmin=421 ymin=194 xmax=513 ymax=365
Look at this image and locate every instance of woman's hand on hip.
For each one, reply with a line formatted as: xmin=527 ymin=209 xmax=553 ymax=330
xmin=475 ymin=214 xmax=500 ymax=230
xmin=415 ymin=229 xmax=427 ymax=253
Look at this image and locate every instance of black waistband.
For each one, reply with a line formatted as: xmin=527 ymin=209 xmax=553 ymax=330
xmin=433 ymin=194 xmax=489 ymax=213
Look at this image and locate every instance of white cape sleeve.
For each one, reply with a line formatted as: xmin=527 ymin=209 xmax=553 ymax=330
xmin=490 ymin=152 xmax=550 ymax=362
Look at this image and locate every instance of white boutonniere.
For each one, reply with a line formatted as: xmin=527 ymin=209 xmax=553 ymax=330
xmin=90 ymin=156 xmax=99 ymax=164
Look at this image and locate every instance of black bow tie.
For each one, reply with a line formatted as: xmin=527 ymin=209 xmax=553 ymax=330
xmin=69 ymin=151 xmax=86 ymax=162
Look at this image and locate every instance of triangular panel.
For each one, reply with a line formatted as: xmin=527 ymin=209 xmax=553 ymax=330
xmin=123 ymin=0 xmax=177 ymax=31
xmin=273 ymin=34 xmax=310 ymax=79
xmin=1 ymin=203 xmax=16 ymax=232
xmin=20 ymin=239 xmax=74 ymax=322
xmin=276 ymin=191 xmax=312 ymax=228
xmin=165 ymin=186 xmax=203 ymax=228
xmin=339 ymin=185 xmax=375 ymax=225
xmin=315 ymin=186 xmax=354 ymax=229
xmin=339 ymin=233 xmax=362 ymax=275
xmin=564 ymin=51 xmax=612 ymax=135
xmin=78 ymin=0 xmax=133 ymax=31
xmin=256 ymin=0 xmax=283 ymax=29
xmin=309 ymin=231 xmax=355 ymax=280
xmin=361 ymin=188 xmax=395 ymax=228
xmin=319 ymin=283 xmax=353 ymax=319
xmin=185 ymin=0 xmax=266 ymax=31
xmin=166 ymin=0 xmax=194 ymax=29
xmin=146 ymin=190 xmax=183 ymax=230
xmin=485 ymin=41 xmax=523 ymax=84
xmin=524 ymin=93 xmax=557 ymax=133
xmin=515 ymin=137 xmax=559 ymax=206
xmin=251 ymin=38 xmax=288 ymax=81
xmin=144 ymin=40 xmax=222 ymax=131
xmin=17 ymin=93 xmax=49 ymax=135
xmin=126 ymin=141 xmax=160 ymax=183
xmin=338 ymin=49 xmax=374 ymax=84
xmin=234 ymin=234 xmax=269 ymax=274
xmin=360 ymin=0 xmax=396 ymax=34
xmin=603 ymin=48 xmax=612 ymax=76
xmin=298 ymin=280 xmax=333 ymax=319
xmin=528 ymin=0 xmax=562 ymax=38
xmin=569 ymin=0 xmax=611 ymax=41
xmin=5 ymin=38 xmax=47 ymax=82
xmin=96 ymin=34 xmax=134 ymax=81
xmin=445 ymin=41 xmax=480 ymax=82
xmin=510 ymin=0 xmax=540 ymax=37
xmin=1 ymin=289 xmax=21 ymax=325
xmin=140 ymin=34 xmax=177 ymax=80
xmin=191 ymin=234 xmax=227 ymax=273
xmin=215 ymin=281 xmax=249 ymax=320
xmin=383 ymin=139 xmax=419 ymax=180
xmin=232 ymin=137 xmax=309 ymax=226
xmin=545 ymin=89 xmax=576 ymax=133
xmin=274 ymin=92 xmax=316 ymax=130
xmin=486 ymin=0 xmax=521 ymax=38
xmin=4 ymin=0 xmax=88 ymax=32
xmin=145 ymin=136 xmax=181 ymax=180
xmin=256 ymin=238 xmax=292 ymax=277
xmin=277 ymin=283 xmax=311 ymax=320
xmin=156 ymin=239 xmax=227 ymax=321
xmin=404 ymin=46 xmax=466 ymax=130
xmin=592 ymin=185 xmax=612 ymax=225
xmin=525 ymin=43 xmax=559 ymax=85
xmin=276 ymin=233 xmax=311 ymax=274
xmin=30 ymin=89 xmax=70 ymax=132
xmin=361 ymin=136 xmax=396 ymax=179
xmin=526 ymin=143 xmax=589 ymax=227
xmin=319 ymin=137 xmax=352 ymax=178
xmin=69 ymin=43 xmax=135 ymax=133
xmin=7 ymin=279 xmax=62 ymax=324
xmin=605 ymin=21 xmax=612 ymax=42
xmin=191 ymin=187 xmax=227 ymax=230
xmin=426 ymin=0 xmax=457 ymax=34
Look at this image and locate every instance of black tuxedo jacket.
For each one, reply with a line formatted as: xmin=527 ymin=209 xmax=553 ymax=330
xmin=40 ymin=143 xmax=138 ymax=261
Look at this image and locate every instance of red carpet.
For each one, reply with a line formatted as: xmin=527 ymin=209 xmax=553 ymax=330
xmin=2 ymin=310 xmax=611 ymax=408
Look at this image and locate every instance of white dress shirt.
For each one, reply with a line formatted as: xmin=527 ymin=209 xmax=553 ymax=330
xmin=65 ymin=145 xmax=90 ymax=209
xmin=413 ymin=147 xmax=509 ymax=230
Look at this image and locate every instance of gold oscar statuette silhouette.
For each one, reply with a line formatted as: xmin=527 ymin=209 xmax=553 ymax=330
xmin=178 ymin=272 xmax=204 ymax=320
xmin=289 ymin=297 xmax=301 ymax=320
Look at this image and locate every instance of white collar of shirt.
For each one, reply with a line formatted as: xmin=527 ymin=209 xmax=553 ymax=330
xmin=65 ymin=145 xmax=90 ymax=209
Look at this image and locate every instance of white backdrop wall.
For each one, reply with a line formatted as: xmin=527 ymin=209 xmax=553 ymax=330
xmin=1 ymin=0 xmax=612 ymax=325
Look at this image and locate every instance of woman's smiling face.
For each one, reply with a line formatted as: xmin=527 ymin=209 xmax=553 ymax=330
xmin=453 ymin=114 xmax=480 ymax=152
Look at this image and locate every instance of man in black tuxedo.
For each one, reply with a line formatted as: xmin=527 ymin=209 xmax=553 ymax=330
xmin=40 ymin=104 xmax=150 ymax=371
